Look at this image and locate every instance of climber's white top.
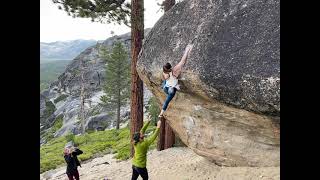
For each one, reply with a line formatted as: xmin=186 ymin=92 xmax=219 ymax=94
xmin=165 ymin=72 xmax=180 ymax=90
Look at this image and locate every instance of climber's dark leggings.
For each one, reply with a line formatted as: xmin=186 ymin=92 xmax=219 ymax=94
xmin=131 ymin=165 xmax=148 ymax=180
xmin=162 ymin=81 xmax=177 ymax=111
xmin=67 ymin=170 xmax=79 ymax=180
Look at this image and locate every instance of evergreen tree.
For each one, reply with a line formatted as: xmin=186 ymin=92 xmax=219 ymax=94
xmin=157 ymin=0 xmax=176 ymax=12
xmin=100 ymin=42 xmax=130 ymax=129
xmin=130 ymin=0 xmax=144 ymax=157
xmin=53 ymin=0 xmax=145 ymax=152
xmin=52 ymin=0 xmax=131 ymax=26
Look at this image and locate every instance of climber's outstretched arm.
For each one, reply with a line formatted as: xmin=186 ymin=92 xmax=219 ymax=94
xmin=172 ymin=44 xmax=193 ymax=77
xmin=162 ymin=72 xmax=169 ymax=80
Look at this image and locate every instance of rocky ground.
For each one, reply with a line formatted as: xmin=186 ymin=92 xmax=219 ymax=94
xmin=40 ymin=147 xmax=279 ymax=180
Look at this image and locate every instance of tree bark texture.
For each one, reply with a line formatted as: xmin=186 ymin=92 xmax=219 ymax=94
xmin=157 ymin=117 xmax=166 ymax=150
xmin=164 ymin=119 xmax=175 ymax=149
xmin=130 ymin=0 xmax=144 ymax=157
xmin=117 ymin=82 xmax=121 ymax=130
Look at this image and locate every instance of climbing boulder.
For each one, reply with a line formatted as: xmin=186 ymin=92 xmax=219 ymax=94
xmin=137 ymin=0 xmax=279 ymax=166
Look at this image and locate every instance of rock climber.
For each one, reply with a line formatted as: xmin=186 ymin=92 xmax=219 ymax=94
xmin=158 ymin=44 xmax=193 ymax=117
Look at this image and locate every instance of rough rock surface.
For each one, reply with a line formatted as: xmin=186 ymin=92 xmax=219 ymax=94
xmin=84 ymin=113 xmax=111 ymax=131
xmin=40 ymin=94 xmax=57 ymax=131
xmin=137 ymin=0 xmax=279 ymax=166
xmin=40 ymin=94 xmax=47 ymax=127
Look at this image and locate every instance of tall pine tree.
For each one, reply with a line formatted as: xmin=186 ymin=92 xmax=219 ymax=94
xmin=52 ymin=0 xmax=131 ymax=26
xmin=100 ymin=42 xmax=130 ymax=129
xmin=53 ymin=0 xmax=145 ymax=151
xmin=130 ymin=0 xmax=144 ymax=157
xmin=158 ymin=0 xmax=176 ymax=12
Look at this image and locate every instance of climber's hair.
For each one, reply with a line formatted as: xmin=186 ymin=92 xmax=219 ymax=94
xmin=133 ymin=132 xmax=140 ymax=145
xmin=163 ymin=63 xmax=172 ymax=73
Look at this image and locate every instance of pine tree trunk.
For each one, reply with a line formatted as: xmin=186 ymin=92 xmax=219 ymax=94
xmin=157 ymin=116 xmax=176 ymax=150
xmin=157 ymin=117 xmax=166 ymax=150
xmin=130 ymin=0 xmax=144 ymax=157
xmin=117 ymin=84 xmax=121 ymax=130
xmin=157 ymin=0 xmax=176 ymax=151
xmin=164 ymin=120 xmax=175 ymax=148
xmin=80 ymin=60 xmax=86 ymax=134
xmin=116 ymin=58 xmax=121 ymax=130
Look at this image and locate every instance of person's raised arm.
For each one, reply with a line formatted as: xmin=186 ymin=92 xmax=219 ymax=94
xmin=173 ymin=44 xmax=193 ymax=77
xmin=146 ymin=120 xmax=161 ymax=146
xmin=162 ymin=72 xmax=169 ymax=80
xmin=72 ymin=148 xmax=83 ymax=156
xmin=140 ymin=120 xmax=151 ymax=134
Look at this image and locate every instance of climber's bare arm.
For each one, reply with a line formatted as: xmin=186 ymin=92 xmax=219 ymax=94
xmin=173 ymin=44 xmax=193 ymax=77
xmin=162 ymin=72 xmax=170 ymax=80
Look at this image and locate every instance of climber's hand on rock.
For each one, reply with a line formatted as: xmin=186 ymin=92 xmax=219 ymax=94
xmin=157 ymin=120 xmax=161 ymax=128
xmin=185 ymin=44 xmax=193 ymax=53
xmin=189 ymin=44 xmax=193 ymax=52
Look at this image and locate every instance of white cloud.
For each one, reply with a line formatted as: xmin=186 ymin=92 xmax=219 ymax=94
xmin=40 ymin=0 xmax=163 ymax=42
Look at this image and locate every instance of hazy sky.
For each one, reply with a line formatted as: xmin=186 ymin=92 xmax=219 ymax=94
xmin=40 ymin=0 xmax=164 ymax=42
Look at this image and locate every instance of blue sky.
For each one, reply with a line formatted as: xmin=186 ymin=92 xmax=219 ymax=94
xmin=41 ymin=0 xmax=164 ymax=42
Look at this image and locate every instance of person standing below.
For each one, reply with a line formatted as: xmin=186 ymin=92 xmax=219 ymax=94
xmin=64 ymin=146 xmax=83 ymax=180
xmin=131 ymin=119 xmax=161 ymax=180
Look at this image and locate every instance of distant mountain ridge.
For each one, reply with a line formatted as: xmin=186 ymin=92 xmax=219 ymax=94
xmin=40 ymin=39 xmax=101 ymax=60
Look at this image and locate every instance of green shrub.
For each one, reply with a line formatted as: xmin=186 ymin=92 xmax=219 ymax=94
xmin=54 ymin=94 xmax=68 ymax=104
xmin=43 ymin=101 xmax=56 ymax=119
xmin=118 ymin=128 xmax=130 ymax=139
xmin=88 ymin=106 xmax=101 ymax=116
xmin=147 ymin=97 xmax=160 ymax=125
xmin=77 ymin=153 xmax=92 ymax=161
xmin=40 ymin=136 xmax=66 ymax=173
xmin=44 ymin=133 xmax=54 ymax=142
xmin=114 ymin=145 xmax=130 ymax=160
xmin=85 ymin=129 xmax=95 ymax=134
xmin=52 ymin=115 xmax=63 ymax=131
xmin=65 ymin=132 xmax=75 ymax=142
xmin=41 ymin=115 xmax=64 ymax=142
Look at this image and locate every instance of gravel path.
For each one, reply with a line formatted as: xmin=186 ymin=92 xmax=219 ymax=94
xmin=40 ymin=147 xmax=279 ymax=180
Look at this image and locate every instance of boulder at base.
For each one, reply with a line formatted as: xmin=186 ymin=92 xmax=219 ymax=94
xmin=137 ymin=0 xmax=279 ymax=166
